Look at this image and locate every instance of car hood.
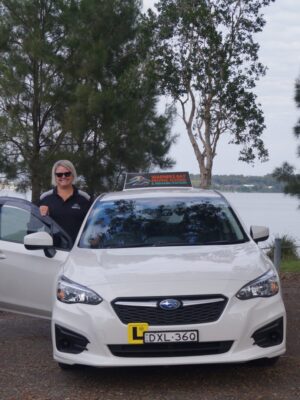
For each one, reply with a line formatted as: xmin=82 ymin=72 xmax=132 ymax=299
xmin=62 ymin=242 xmax=274 ymax=298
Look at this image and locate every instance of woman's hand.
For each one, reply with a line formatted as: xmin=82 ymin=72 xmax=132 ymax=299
xmin=39 ymin=205 xmax=49 ymax=216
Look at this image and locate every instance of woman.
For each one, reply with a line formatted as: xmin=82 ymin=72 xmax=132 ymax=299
xmin=39 ymin=160 xmax=92 ymax=244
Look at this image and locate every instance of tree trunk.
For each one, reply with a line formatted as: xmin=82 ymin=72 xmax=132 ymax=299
xmin=199 ymin=166 xmax=212 ymax=189
xmin=31 ymin=167 xmax=42 ymax=205
xmin=182 ymin=89 xmax=214 ymax=190
xmin=185 ymin=132 xmax=214 ymax=189
xmin=185 ymin=137 xmax=214 ymax=189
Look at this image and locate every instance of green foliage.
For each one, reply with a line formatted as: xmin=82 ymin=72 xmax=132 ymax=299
xmin=0 ymin=0 xmax=176 ymax=201
xmin=273 ymin=76 xmax=300 ymax=203
xmin=62 ymin=0 xmax=176 ymax=197
xmin=0 ymin=0 xmax=73 ymax=202
xmin=267 ymin=235 xmax=299 ymax=261
xmin=294 ymin=77 xmax=300 ymax=144
xmin=146 ymin=0 xmax=273 ymax=187
xmin=273 ymin=162 xmax=300 ymax=201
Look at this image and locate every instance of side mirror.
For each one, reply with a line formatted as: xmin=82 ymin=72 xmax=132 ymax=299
xmin=24 ymin=231 xmax=56 ymax=258
xmin=250 ymin=225 xmax=269 ymax=243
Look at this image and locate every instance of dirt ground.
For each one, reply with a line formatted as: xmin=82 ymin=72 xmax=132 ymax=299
xmin=0 ymin=272 xmax=299 ymax=400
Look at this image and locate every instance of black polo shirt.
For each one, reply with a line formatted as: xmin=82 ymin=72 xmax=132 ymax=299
xmin=39 ymin=186 xmax=92 ymax=244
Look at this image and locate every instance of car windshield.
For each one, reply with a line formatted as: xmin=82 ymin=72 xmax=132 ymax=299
xmin=78 ymin=197 xmax=249 ymax=249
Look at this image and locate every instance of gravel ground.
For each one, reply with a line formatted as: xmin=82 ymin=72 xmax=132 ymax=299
xmin=0 ymin=272 xmax=299 ymax=400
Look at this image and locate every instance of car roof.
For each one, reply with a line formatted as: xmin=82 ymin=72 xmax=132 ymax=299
xmin=97 ymin=187 xmax=225 ymax=202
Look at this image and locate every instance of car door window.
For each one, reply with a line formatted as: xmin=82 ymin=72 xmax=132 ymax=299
xmin=0 ymin=200 xmax=72 ymax=250
xmin=0 ymin=205 xmax=41 ymax=243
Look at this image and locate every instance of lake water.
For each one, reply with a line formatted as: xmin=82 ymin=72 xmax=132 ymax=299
xmin=1 ymin=189 xmax=299 ymax=246
xmin=222 ymin=192 xmax=300 ymax=246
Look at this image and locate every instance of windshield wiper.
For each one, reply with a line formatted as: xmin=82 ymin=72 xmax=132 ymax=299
xmin=200 ymin=239 xmax=248 ymax=245
xmin=99 ymin=239 xmax=248 ymax=249
xmin=101 ymin=240 xmax=187 ymax=248
xmin=101 ymin=242 xmax=153 ymax=249
xmin=147 ymin=241 xmax=187 ymax=247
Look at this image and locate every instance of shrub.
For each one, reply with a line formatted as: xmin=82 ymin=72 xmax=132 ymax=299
xmin=266 ymin=235 xmax=299 ymax=261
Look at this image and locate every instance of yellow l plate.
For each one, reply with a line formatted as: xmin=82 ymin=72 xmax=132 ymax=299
xmin=128 ymin=322 xmax=149 ymax=344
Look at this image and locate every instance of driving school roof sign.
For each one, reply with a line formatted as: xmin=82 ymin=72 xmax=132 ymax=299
xmin=124 ymin=172 xmax=192 ymax=190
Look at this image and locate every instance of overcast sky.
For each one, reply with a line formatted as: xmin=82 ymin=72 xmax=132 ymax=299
xmin=143 ymin=0 xmax=300 ymax=176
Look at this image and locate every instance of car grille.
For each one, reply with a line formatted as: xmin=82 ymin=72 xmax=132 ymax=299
xmin=111 ymin=295 xmax=228 ymax=326
xmin=108 ymin=341 xmax=233 ymax=358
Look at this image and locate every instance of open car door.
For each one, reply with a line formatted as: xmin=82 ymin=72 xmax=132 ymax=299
xmin=0 ymin=197 xmax=72 ymax=319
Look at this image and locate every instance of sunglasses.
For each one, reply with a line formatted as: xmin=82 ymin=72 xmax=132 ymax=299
xmin=55 ymin=172 xmax=72 ymax=178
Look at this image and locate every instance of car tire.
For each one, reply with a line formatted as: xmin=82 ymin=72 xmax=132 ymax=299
xmin=58 ymin=362 xmax=75 ymax=370
xmin=250 ymin=356 xmax=280 ymax=367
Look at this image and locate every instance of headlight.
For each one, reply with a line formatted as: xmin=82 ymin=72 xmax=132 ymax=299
xmin=57 ymin=275 xmax=102 ymax=305
xmin=236 ymin=270 xmax=279 ymax=300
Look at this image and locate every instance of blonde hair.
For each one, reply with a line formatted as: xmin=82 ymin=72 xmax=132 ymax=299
xmin=51 ymin=160 xmax=77 ymax=186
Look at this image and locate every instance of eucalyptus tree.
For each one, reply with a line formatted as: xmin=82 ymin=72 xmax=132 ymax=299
xmin=273 ymin=77 xmax=300 ymax=202
xmin=0 ymin=0 xmax=73 ymax=202
xmin=146 ymin=0 xmax=274 ymax=188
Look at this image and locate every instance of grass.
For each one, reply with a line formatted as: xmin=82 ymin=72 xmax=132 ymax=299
xmin=265 ymin=235 xmax=300 ymax=273
xmin=280 ymin=258 xmax=300 ymax=273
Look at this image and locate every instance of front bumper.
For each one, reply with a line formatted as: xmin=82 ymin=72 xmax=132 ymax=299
xmin=51 ymin=291 xmax=286 ymax=367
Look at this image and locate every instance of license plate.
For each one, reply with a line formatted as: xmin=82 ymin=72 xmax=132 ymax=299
xmin=144 ymin=330 xmax=198 ymax=344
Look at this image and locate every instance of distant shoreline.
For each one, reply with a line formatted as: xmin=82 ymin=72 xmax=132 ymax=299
xmin=0 ymin=172 xmax=284 ymax=194
xmin=190 ymin=173 xmax=284 ymax=193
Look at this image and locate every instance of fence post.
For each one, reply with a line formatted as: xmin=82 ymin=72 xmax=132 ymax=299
xmin=274 ymin=238 xmax=281 ymax=270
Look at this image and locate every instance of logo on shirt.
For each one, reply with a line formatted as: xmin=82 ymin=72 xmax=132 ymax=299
xmin=71 ymin=203 xmax=81 ymax=210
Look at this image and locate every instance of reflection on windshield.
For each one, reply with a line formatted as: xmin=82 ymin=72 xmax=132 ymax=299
xmin=78 ymin=197 xmax=248 ymax=249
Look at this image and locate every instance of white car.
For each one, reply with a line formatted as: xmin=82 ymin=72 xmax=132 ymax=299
xmin=0 ymin=174 xmax=286 ymax=369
